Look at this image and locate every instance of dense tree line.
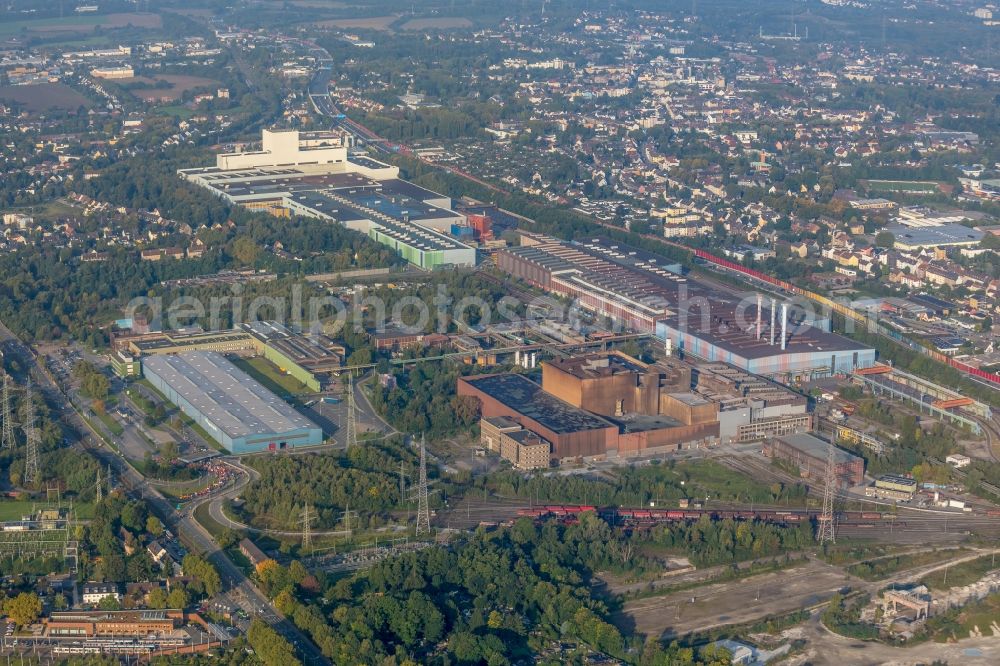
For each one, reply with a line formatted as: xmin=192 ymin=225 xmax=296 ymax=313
xmin=247 ymin=619 xmax=300 ymax=666
xmin=368 ymin=360 xmax=483 ymax=438
xmin=254 ymin=514 xmax=732 ymax=665
xmin=646 ymin=515 xmax=815 ymax=567
xmin=481 ymin=459 xmax=809 ymax=508
xmin=239 ymin=440 xmax=428 ymax=530
xmin=83 ymin=494 xmax=156 ymax=585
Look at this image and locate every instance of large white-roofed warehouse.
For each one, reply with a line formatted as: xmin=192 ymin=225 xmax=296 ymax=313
xmin=142 ymin=351 xmax=324 ymax=454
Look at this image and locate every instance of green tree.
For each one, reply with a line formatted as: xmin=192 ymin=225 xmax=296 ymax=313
xmin=247 ymin=619 xmax=301 ymax=666
xmin=97 ymin=595 xmax=121 ymax=611
xmin=146 ymin=515 xmax=164 ymax=537
xmin=148 ymin=588 xmax=168 ymax=609
xmin=874 ymin=230 xmax=895 ymax=248
xmin=3 ymin=592 xmax=42 ymax=626
xmin=166 ymin=587 xmax=189 ymax=609
xmin=231 ymin=236 xmax=261 ymax=266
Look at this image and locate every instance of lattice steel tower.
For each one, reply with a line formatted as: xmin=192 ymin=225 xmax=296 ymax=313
xmin=399 ymin=460 xmax=406 ymax=507
xmin=415 ymin=434 xmax=430 ymax=536
xmin=23 ymin=380 xmax=40 ymax=486
xmin=818 ymin=441 xmax=837 ymax=544
xmin=95 ymin=466 xmax=103 ymax=503
xmin=345 ymin=375 xmax=358 ymax=449
xmin=300 ymin=503 xmax=315 ymax=554
xmin=1 ymin=374 xmax=15 ymax=449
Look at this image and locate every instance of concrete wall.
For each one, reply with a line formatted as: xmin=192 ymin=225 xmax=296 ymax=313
xmin=659 ymin=393 xmax=718 ymax=425
xmin=616 ymin=422 xmax=719 ymax=457
xmin=262 ymin=345 xmax=322 ymax=392
xmin=541 ymin=359 xmax=664 ymax=417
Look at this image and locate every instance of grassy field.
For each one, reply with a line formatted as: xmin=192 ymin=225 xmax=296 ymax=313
xmin=865 ymin=179 xmax=939 ymax=194
xmin=0 ymin=83 xmax=91 ymax=111
xmin=232 ymin=357 xmax=310 ymax=396
xmin=193 ymin=501 xmax=227 ymax=539
xmin=155 ymin=105 xmax=196 ymax=119
xmin=678 ymin=459 xmax=809 ymax=506
xmin=400 ymin=17 xmax=473 ymax=30
xmin=314 ymin=16 xmax=397 ymax=30
xmin=846 ymin=548 xmax=966 ymax=581
xmin=0 ymin=12 xmax=160 ymax=38
xmin=94 ymin=409 xmax=124 ymax=436
xmin=920 ymin=554 xmax=999 ymax=591
xmin=129 ymin=74 xmax=221 ymax=102
xmin=0 ymin=500 xmax=94 ymax=521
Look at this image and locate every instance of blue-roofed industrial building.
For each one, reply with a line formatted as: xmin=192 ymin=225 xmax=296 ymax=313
xmin=142 ymin=351 xmax=323 ymax=454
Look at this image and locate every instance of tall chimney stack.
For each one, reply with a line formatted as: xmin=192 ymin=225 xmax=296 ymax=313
xmin=769 ymin=298 xmax=777 ymax=346
xmin=781 ymin=303 xmax=788 ymax=351
xmin=756 ymin=293 xmax=762 ymax=340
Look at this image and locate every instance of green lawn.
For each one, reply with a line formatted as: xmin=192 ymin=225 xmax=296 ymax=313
xmin=94 ymin=409 xmax=124 ymax=436
xmin=174 ymin=411 xmax=224 ymax=451
xmin=156 ymin=105 xmax=195 ymax=119
xmin=0 ymin=12 xmax=160 ymax=38
xmin=0 ymin=14 xmax=103 ymax=37
xmin=152 ymin=476 xmax=214 ymax=500
xmin=677 ymin=459 xmax=810 ymax=507
xmin=921 ymin=554 xmax=999 ymax=591
xmin=193 ymin=501 xmax=226 ymax=539
xmin=231 ymin=356 xmax=310 ymax=397
xmin=866 ymin=180 xmax=939 ymax=193
xmin=0 ymin=500 xmax=94 ymax=521
xmin=846 ymin=548 xmax=966 ymax=581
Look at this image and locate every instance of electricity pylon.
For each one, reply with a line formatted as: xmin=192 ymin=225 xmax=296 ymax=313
xmin=95 ymin=466 xmax=103 ymax=503
xmin=23 ymin=380 xmax=40 ymax=487
xmin=414 ymin=434 xmax=430 ymax=536
xmin=344 ymin=375 xmax=358 ymax=449
xmin=300 ymin=503 xmax=315 ymax=554
xmin=339 ymin=501 xmax=357 ymax=534
xmin=1 ymin=374 xmax=15 ymax=449
xmin=399 ymin=460 xmax=406 ymax=506
xmin=818 ymin=442 xmax=837 ymax=545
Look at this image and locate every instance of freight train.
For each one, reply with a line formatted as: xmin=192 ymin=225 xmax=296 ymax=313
xmin=515 ymin=504 xmax=906 ymax=527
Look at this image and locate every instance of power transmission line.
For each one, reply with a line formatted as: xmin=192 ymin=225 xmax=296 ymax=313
xmin=345 ymin=375 xmax=358 ymax=449
xmin=818 ymin=441 xmax=837 ymax=544
xmin=1 ymin=374 xmax=15 ymax=449
xmin=23 ymin=380 xmax=40 ymax=487
xmin=415 ymin=434 xmax=430 ymax=536
xmin=300 ymin=503 xmax=315 ymax=554
xmin=339 ymin=501 xmax=358 ymax=534
xmin=399 ymin=460 xmax=406 ymax=505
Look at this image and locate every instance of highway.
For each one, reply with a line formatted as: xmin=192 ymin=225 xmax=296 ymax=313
xmin=0 ymin=322 xmax=330 ymax=665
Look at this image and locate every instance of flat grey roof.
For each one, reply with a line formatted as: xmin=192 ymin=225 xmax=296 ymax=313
xmin=883 ymin=224 xmax=983 ymax=246
xmin=142 ymin=351 xmax=319 ymax=439
xmin=776 ymin=433 xmax=859 ymax=464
